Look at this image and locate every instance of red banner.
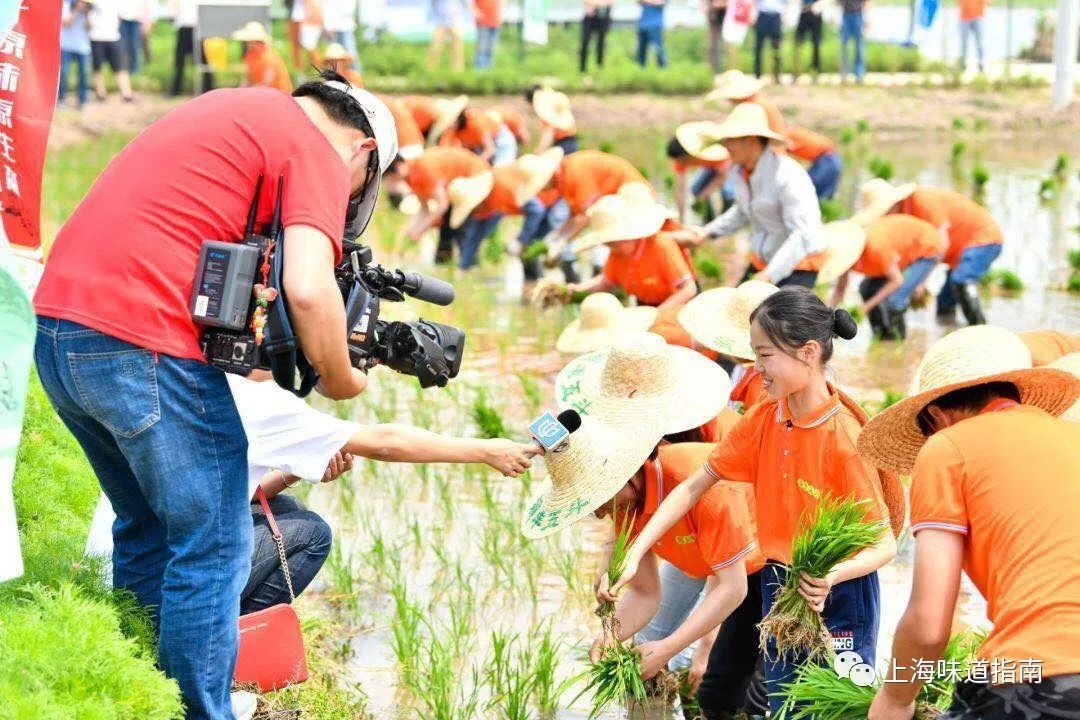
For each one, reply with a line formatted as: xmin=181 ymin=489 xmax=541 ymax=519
xmin=0 ymin=0 xmax=61 ymax=255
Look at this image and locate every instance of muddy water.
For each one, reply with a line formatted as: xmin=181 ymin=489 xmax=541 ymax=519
xmin=307 ymin=134 xmax=1079 ymax=719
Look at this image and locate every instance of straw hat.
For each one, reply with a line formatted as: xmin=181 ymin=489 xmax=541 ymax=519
xmin=815 ymin=221 xmax=868 ymax=286
xmin=851 ymin=178 xmax=917 ymax=227
xmin=1048 ymin=353 xmax=1080 ymax=422
xmin=555 ymin=293 xmax=658 ymax=354
xmin=571 ymin=190 xmax=667 ymax=254
xmin=709 ymin=103 xmax=787 ymax=144
xmin=554 ymin=332 xmax=732 ymax=435
xmin=675 ymin=121 xmax=730 ymax=163
xmin=323 ymin=42 xmax=354 ymax=61
xmin=677 ymin=280 xmax=779 ymax=361
xmin=514 ymin=147 xmax=564 ymax=206
xmin=447 ymin=171 xmax=494 ymax=229
xmin=398 ymin=193 xmax=422 ymax=216
xmin=398 ymin=143 xmax=424 ymax=161
xmin=858 ymin=326 xmax=1080 ymax=473
xmin=706 ymin=70 xmax=766 ymax=103
xmin=532 ymin=88 xmax=575 ymax=132
xmin=231 ymin=21 xmax=272 ymax=43
xmin=428 ymin=95 xmax=469 ymax=144
xmin=521 ymin=413 xmax=665 ymax=539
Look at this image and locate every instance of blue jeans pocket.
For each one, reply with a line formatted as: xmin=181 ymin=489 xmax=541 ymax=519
xmin=68 ymin=349 xmax=161 ymax=438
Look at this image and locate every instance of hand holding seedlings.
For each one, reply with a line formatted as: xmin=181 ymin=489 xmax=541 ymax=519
xmin=797 ymin=571 xmax=835 ymax=613
xmin=634 ymin=639 xmax=673 ymax=680
xmin=588 ymin=632 xmax=618 ymax=663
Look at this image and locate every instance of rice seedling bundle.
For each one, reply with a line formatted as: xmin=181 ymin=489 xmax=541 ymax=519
xmin=759 ymin=496 xmax=888 ymax=660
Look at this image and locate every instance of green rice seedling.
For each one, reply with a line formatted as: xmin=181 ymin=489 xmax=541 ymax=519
xmin=922 ymin=627 xmax=987 ymax=710
xmin=599 ymin=141 xmax=615 ymax=154
xmin=838 ymin=127 xmax=855 ymax=145
xmin=950 ymin=141 xmax=966 ymax=163
xmin=868 ymin=156 xmax=894 ymax=181
xmin=972 ymin=117 xmax=988 ymax=132
xmin=414 ymin=632 xmax=483 ymax=720
xmin=970 ymin=164 xmax=990 ymax=193
xmin=472 ymin=388 xmax=508 ymax=439
xmin=759 ymin=496 xmax=889 ymax=660
xmin=521 ymin=241 xmax=549 ymax=262
xmin=517 ymin=372 xmax=543 ymax=415
xmin=819 ymin=198 xmax=844 ymax=223
xmin=572 ymin=643 xmax=648 ymax=719
xmin=598 ymin=510 xmax=636 ymax=620
xmin=844 ymin=304 xmax=865 ymax=324
xmin=952 ymin=117 xmax=966 ymax=131
xmin=695 ymin=255 xmax=723 ymax=280
xmin=877 ymin=388 xmax=904 ymax=413
xmin=324 ymin=543 xmax=358 ymax=612
xmin=855 ymin=119 xmax=870 ymax=134
xmin=1069 ymin=249 xmax=1080 ymax=271
xmin=1053 ymin=153 xmax=1069 ymax=177
xmin=531 ymin=622 xmax=568 ymax=716
xmin=486 ymin=633 xmax=538 ymax=720
xmin=981 ymin=268 xmax=1024 ymax=294
xmin=389 ymin=581 xmax=425 ymax=690
xmin=1038 ymin=177 xmax=1059 ymax=200
xmin=553 ymin=544 xmax=580 ymax=590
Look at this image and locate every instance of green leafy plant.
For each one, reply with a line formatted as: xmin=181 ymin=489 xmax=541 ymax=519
xmin=868 ymin=157 xmax=895 ymax=181
xmin=970 ymin=164 xmax=990 ymax=192
xmin=695 ymin=255 xmax=723 ymax=280
xmin=981 ymin=268 xmax=1024 ymax=294
xmin=759 ymin=496 xmax=889 ymax=660
xmin=838 ymin=127 xmax=855 ymax=145
xmin=950 ymin=141 xmax=966 ymax=163
xmin=472 ymin=388 xmax=507 ymax=439
xmin=819 ymin=198 xmax=844 ymax=223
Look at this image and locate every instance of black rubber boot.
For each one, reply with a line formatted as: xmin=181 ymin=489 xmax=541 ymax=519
xmin=561 ymin=260 xmax=580 ymax=284
xmin=888 ymin=306 xmax=908 ymax=340
xmin=955 ymin=282 xmax=987 ymax=325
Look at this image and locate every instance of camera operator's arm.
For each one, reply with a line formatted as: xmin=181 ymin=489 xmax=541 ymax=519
xmin=344 ymin=424 xmax=540 ymax=477
xmin=403 ymin=186 xmax=451 ymax=242
xmin=258 ymin=452 xmax=355 ymax=500
xmin=282 ymin=224 xmax=368 ymax=400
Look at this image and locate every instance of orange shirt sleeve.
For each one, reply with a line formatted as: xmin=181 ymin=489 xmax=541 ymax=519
xmin=407 ymin=160 xmax=438 ymax=201
xmin=909 ymin=433 xmax=969 ymax=535
xmin=650 ymin=236 xmax=695 ymax=293
xmin=705 ymin=402 xmax=769 ymax=484
xmin=695 ymin=483 xmax=758 ymax=571
xmin=828 ymin=414 xmax=890 ymax=522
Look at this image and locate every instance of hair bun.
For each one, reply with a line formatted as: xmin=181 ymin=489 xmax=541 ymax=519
xmin=833 ymin=308 xmax=858 ymax=340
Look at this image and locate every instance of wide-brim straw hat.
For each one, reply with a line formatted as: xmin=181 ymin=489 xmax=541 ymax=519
xmin=709 ymin=103 xmax=787 ymax=144
xmin=521 ymin=413 xmax=665 ymax=539
xmin=677 ymin=280 xmax=779 ymax=361
xmin=858 ymin=326 xmax=1080 ymax=473
xmin=514 ymin=147 xmax=564 ymax=206
xmin=398 ymin=193 xmax=422 ymax=216
xmin=851 ymin=178 xmax=917 ymax=227
xmin=554 ymin=332 xmax=732 ymax=435
xmin=532 ymin=88 xmax=575 ymax=132
xmin=815 ymin=221 xmax=868 ymax=286
xmin=323 ymin=42 xmax=354 ymax=60
xmin=1048 ymin=353 xmax=1080 ymax=422
xmin=231 ymin=21 xmax=272 ymax=43
xmin=398 ymin=143 xmax=424 ymax=161
xmin=705 ymin=70 xmax=765 ymax=103
xmin=572 ymin=183 xmax=666 ymax=254
xmin=428 ymin=95 xmax=469 ymax=145
xmin=556 ymin=293 xmax=658 ymax=354
xmin=447 ymin=171 xmax=494 ymax=229
xmin=675 ymin=121 xmax=731 ymax=163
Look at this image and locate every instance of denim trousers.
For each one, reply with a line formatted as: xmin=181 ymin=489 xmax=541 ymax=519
xmin=937 ymin=242 xmax=1002 ymax=311
xmin=458 ymin=213 xmax=504 ymax=269
xmin=886 ymin=256 xmax=939 ymax=311
xmin=35 ymin=317 xmax=251 ymax=720
xmin=331 ymin=29 xmax=362 ymax=71
xmin=492 ymin=124 xmax=518 ymax=167
xmin=840 ymin=11 xmax=865 ymax=79
xmin=808 ymin=151 xmax=842 ymax=200
xmin=242 ymin=494 xmax=332 ymax=614
xmin=635 ymin=562 xmax=706 ymax=671
xmin=119 ymin=19 xmax=142 ymax=73
xmin=520 ymin=197 xmax=570 ymax=280
xmin=474 ymin=25 xmax=499 ymax=69
xmin=636 ymin=26 xmax=667 ymax=67
xmin=58 ymin=50 xmax=90 ymax=107
xmin=959 ymin=18 xmax=984 ymax=71
xmin=754 ymin=11 xmax=782 ymax=78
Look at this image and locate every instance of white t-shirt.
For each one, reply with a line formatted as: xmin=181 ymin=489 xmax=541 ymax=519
xmin=173 ymin=0 xmax=197 ymax=28
xmin=89 ymin=0 xmax=123 ymax=41
xmin=117 ymin=0 xmax=153 ymax=22
xmin=323 ymin=0 xmax=358 ymax=32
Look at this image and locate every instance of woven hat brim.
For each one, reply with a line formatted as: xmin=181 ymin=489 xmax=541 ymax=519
xmin=858 ymin=368 xmax=1080 ymax=473
xmin=427 ymin=95 xmax=469 ymax=145
xmin=232 ymin=28 xmax=271 ymax=42
xmin=1049 ymin=354 xmax=1080 ymax=422
xmin=705 ymin=77 xmax=765 ymax=103
xmin=514 ymin=149 xmax=564 ymax=207
xmin=711 ymin=123 xmax=787 ymax=144
xmin=815 ymin=222 xmax=868 ymax=286
xmin=675 ymin=123 xmax=730 ymax=163
xmin=555 ymin=308 xmax=659 ymax=354
xmin=571 ymin=205 xmax=667 ymax=254
xmin=533 ymin=93 xmax=575 ymax=132
xmin=677 ymin=291 xmax=755 ymax=361
xmin=851 ymin=183 xmax=916 ymax=227
xmin=448 ymin=172 xmax=494 ymax=229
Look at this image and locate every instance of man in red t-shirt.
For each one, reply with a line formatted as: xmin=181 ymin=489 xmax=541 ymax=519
xmin=32 ymin=71 xmax=397 ymax=720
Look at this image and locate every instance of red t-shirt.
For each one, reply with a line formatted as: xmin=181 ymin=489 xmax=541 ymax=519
xmin=35 ymin=88 xmax=350 ymax=361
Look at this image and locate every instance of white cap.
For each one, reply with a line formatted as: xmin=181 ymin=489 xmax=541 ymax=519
xmin=324 ymin=80 xmax=398 ymax=238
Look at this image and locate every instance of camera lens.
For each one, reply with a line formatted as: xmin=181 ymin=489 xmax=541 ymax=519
xmin=233 ymin=344 xmax=246 ymax=361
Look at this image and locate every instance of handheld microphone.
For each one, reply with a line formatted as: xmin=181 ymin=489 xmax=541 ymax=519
xmin=530 ymin=409 xmax=581 ymax=454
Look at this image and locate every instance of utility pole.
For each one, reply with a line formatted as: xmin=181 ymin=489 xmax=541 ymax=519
xmin=1052 ymin=0 xmax=1078 ymax=108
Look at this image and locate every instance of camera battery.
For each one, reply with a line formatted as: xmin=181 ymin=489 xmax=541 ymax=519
xmin=190 ymin=240 xmax=261 ymax=331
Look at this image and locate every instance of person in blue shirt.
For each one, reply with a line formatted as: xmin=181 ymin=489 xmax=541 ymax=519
xmin=59 ymin=0 xmax=93 ymax=109
xmin=637 ymin=0 xmax=667 ymax=68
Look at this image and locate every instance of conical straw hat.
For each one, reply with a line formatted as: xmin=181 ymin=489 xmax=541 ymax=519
xmin=677 ymin=280 xmax=780 ymax=361
xmin=447 ymin=171 xmax=494 ymax=229
xmin=675 ymin=121 xmax=731 ymax=163
xmin=850 ymin=178 xmax=916 ymax=227
xmin=556 ymin=293 xmax=659 ymax=354
xmin=571 ymin=191 xmax=667 ymax=254
xmin=1048 ymin=353 xmax=1080 ymax=422
xmin=705 ymin=69 xmax=765 ymax=103
xmin=709 ymin=103 xmax=787 ymax=144
xmin=323 ymin=42 xmax=354 ymax=60
xmin=815 ymin=221 xmax=868 ymax=286
xmin=858 ymin=326 xmax=1080 ymax=473
xmin=428 ymin=95 xmax=469 ymax=145
xmin=515 ymin=147 xmax=564 ymax=206
xmin=231 ymin=21 xmax=272 ymax=43
xmin=555 ymin=332 xmax=731 ymax=435
xmin=532 ymin=88 xmax=575 ymax=132
xmin=521 ymin=413 xmax=666 ymax=539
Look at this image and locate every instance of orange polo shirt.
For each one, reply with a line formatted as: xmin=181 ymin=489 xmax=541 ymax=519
xmin=786 ymin=126 xmax=835 ymax=162
xmin=473 ymin=164 xmax=521 ymax=219
xmin=474 ymin=0 xmax=503 ymax=27
xmin=1020 ymin=330 xmax=1080 ymax=367
xmin=400 ymin=95 xmax=438 ymax=135
xmin=633 ymin=443 xmax=763 ymax=579
xmin=439 ymin=108 xmax=499 ymax=152
xmin=603 ymin=235 xmax=696 ymax=307
xmin=385 ymin=97 xmax=425 ymax=151
xmin=495 ymin=107 xmax=529 ymax=145
xmin=705 ymin=387 xmax=890 ymax=564
xmin=243 ymin=45 xmax=293 ymax=94
xmin=899 ymin=187 xmax=1003 ymax=268
xmin=910 ymin=402 xmax=1080 ymax=680
xmin=556 ymin=150 xmax=647 ymax=216
xmin=406 ymin=147 xmax=490 ymax=202
xmin=729 ymin=367 xmax=769 ymax=410
xmin=855 ymin=215 xmax=947 ymax=278
xmin=699 ymin=408 xmax=744 ymax=444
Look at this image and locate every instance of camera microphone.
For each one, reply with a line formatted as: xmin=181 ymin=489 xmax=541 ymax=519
xmin=529 ymin=409 xmax=581 ymax=454
xmin=400 ymin=272 xmax=456 ymax=307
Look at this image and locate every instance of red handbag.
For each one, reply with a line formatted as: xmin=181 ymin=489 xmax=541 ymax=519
xmin=234 ymin=487 xmax=309 ymax=693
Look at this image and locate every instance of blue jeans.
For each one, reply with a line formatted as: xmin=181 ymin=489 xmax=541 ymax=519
xmin=886 ymin=256 xmax=939 ymax=311
xmin=555 ymin=135 xmax=580 ymax=155
xmin=119 ymin=18 xmax=141 ymax=73
xmin=754 ymin=11 xmax=782 ymax=78
xmin=959 ymin=18 xmax=984 ymax=71
xmin=242 ymin=495 xmax=332 ymax=614
xmin=808 ymin=151 xmax=842 ymax=200
xmin=331 ymin=29 xmax=362 ymax=71
xmin=761 ymin=563 xmax=880 ymax=716
xmin=937 ymin=242 xmax=1002 ymax=312
xmin=492 ymin=124 xmax=518 ymax=167
xmin=474 ymin=25 xmax=499 ymax=69
xmin=635 ymin=562 xmax=706 ymax=671
xmin=636 ymin=26 xmax=666 ymax=67
xmin=458 ymin=213 xmax=504 ymax=269
xmin=58 ymin=50 xmax=90 ymax=107
xmin=691 ymin=168 xmax=735 ymax=206
xmin=840 ymin=10 xmax=865 ymax=80
xmin=34 ymin=317 xmax=251 ymax=720
xmin=520 ymin=197 xmax=570 ymax=280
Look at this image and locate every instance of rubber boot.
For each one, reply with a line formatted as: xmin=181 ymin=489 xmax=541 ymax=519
xmin=887 ymin=305 xmax=908 ymax=340
xmin=867 ymin=304 xmax=897 ymax=340
xmin=561 ymin=260 xmax=580 ymax=284
xmin=955 ymin=282 xmax=987 ymax=325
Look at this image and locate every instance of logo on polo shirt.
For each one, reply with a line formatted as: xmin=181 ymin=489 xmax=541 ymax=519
xmin=674 ymin=534 xmax=695 ymax=545
xmin=797 ymin=478 xmax=822 ymax=499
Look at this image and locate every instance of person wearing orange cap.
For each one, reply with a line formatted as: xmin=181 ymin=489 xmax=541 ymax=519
xmin=1020 ymin=329 xmax=1080 ymax=367
xmin=322 ymin=42 xmax=363 ymax=87
xmin=231 ymin=22 xmax=293 ymax=93
xmin=785 ymin=125 xmax=841 ymax=200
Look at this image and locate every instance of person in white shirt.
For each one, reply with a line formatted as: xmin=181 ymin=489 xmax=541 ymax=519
xmin=89 ymin=0 xmax=134 ymax=100
xmin=322 ymin=0 xmax=361 ymax=71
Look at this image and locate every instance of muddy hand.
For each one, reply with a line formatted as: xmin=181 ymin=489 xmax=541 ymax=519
xmin=636 ymin=640 xmax=672 ymax=680
xmin=797 ymin=571 xmax=833 ymax=613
